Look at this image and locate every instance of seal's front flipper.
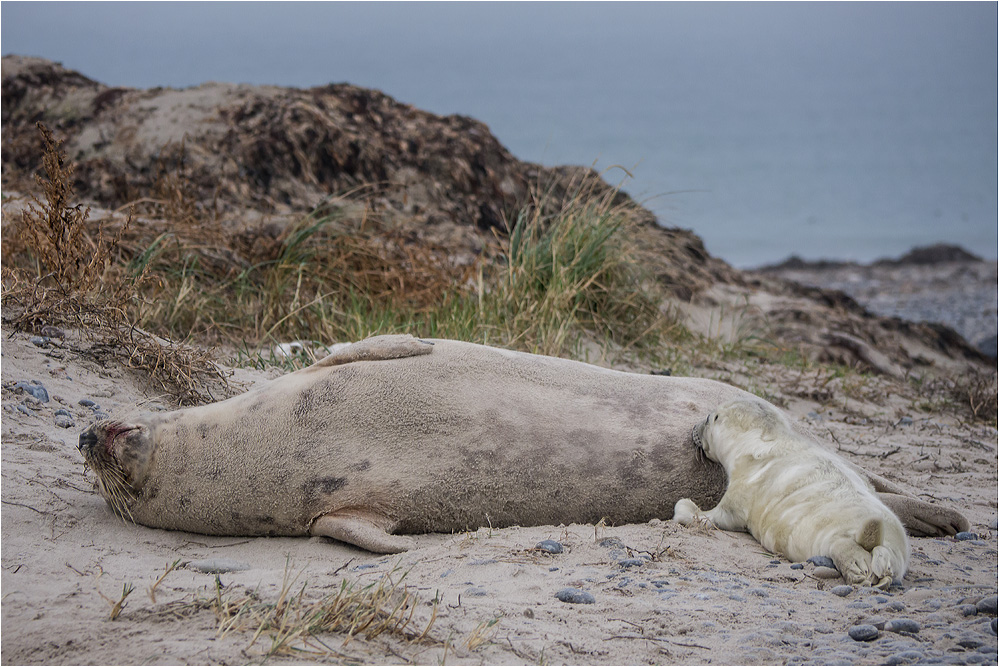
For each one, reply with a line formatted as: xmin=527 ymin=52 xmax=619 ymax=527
xmin=314 ymin=334 xmax=433 ymax=368
xmin=877 ymin=494 xmax=970 ymax=537
xmin=310 ymin=512 xmax=416 ymax=553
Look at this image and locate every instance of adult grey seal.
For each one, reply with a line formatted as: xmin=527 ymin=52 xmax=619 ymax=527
xmin=78 ymin=334 xmax=969 ymax=553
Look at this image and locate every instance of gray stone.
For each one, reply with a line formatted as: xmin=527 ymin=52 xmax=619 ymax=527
xmin=959 ymin=604 xmax=979 ymax=617
xmin=807 ymin=555 xmax=836 ymax=569
xmin=886 ymin=600 xmax=906 ymax=612
xmin=16 ymin=404 xmax=33 ymax=416
xmin=957 ymin=637 xmax=984 ymax=649
xmin=186 ymin=558 xmax=250 ymax=574
xmin=555 ymin=587 xmax=595 ymax=604
xmin=13 ymin=381 xmax=48 ymax=403
xmin=885 ymin=651 xmax=926 ymax=665
xmin=849 ymin=624 xmax=880 ymax=641
xmin=30 ymin=336 xmax=50 ymax=347
xmin=813 ymin=566 xmax=841 ymax=579
xmin=975 ymin=595 xmax=997 ymax=615
xmin=463 ymin=587 xmax=487 ymax=597
xmin=535 ymin=539 xmax=563 ymax=554
xmin=619 ymin=558 xmax=645 ymax=568
xmin=790 ymin=563 xmax=804 ymax=570
xmin=955 ymin=532 xmax=980 ymax=541
xmin=898 ymin=416 xmax=914 ymax=426
xmin=885 ymin=619 xmax=920 ymax=634
xmin=831 ymin=585 xmax=854 ymax=597
xmin=54 ymin=414 xmax=74 ymax=428
xmin=78 ymin=398 xmax=97 ymax=408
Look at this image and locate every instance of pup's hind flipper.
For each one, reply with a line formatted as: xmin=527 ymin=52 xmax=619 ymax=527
xmin=857 ymin=518 xmax=883 ymax=552
xmin=870 ymin=545 xmax=895 ymax=590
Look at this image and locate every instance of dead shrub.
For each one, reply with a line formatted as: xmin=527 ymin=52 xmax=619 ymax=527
xmin=1 ymin=122 xmax=228 ymax=404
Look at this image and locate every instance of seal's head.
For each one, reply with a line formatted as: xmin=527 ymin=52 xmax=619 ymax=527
xmin=692 ymin=399 xmax=790 ymax=467
xmin=78 ymin=420 xmax=155 ymax=521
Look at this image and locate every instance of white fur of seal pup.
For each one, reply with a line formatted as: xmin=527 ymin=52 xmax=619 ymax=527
xmin=78 ymin=334 xmax=967 ymax=553
xmin=674 ymin=399 xmax=910 ymax=588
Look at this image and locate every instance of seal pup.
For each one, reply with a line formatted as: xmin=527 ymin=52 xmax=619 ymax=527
xmin=79 ymin=334 xmax=968 ymax=553
xmin=673 ymin=399 xmax=910 ymax=588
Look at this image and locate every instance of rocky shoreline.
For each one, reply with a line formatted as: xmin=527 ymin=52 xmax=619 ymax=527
xmin=756 ymin=244 xmax=998 ymax=360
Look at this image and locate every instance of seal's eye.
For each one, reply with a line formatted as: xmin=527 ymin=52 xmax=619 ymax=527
xmin=712 ymin=414 xmax=719 ymax=422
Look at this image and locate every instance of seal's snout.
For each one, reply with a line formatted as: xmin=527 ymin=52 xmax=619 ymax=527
xmin=79 ymin=427 xmax=98 ymax=454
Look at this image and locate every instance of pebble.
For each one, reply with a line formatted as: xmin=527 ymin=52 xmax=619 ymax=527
xmin=831 ymin=585 xmax=854 ymax=597
xmin=555 ymin=587 xmax=595 ymax=604
xmin=885 ymin=619 xmax=921 ymax=634
xmin=79 ymin=398 xmax=97 ymax=408
xmin=898 ymin=416 xmax=914 ymax=426
xmin=959 ymin=604 xmax=979 ymax=617
xmin=598 ymin=538 xmax=624 ymax=549
xmin=92 ymin=412 xmax=110 ymax=421
xmin=957 ymin=637 xmax=985 ymax=649
xmin=886 ymin=601 xmax=906 ymax=612
xmin=807 ymin=556 xmax=836 ymax=568
xmin=29 ymin=336 xmax=50 ymax=348
xmin=16 ymin=404 xmax=33 ymax=416
xmin=955 ymin=532 xmax=980 ymax=541
xmin=535 ymin=540 xmax=563 ymax=554
xmin=463 ymin=587 xmax=487 ymax=597
xmin=470 ymin=559 xmax=497 ymax=566
xmin=813 ymin=566 xmax=841 ymax=579
xmin=790 ymin=563 xmax=804 ymax=570
xmin=13 ymin=381 xmax=49 ymax=403
xmin=619 ymin=558 xmax=645 ymax=568
xmin=849 ymin=624 xmax=880 ymax=642
xmin=975 ymin=595 xmax=997 ymax=615
xmin=885 ymin=651 xmax=925 ymax=665
xmin=186 ymin=558 xmax=250 ymax=574
xmin=54 ymin=414 xmax=74 ymax=428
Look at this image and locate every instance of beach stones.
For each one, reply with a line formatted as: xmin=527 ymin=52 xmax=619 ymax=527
xmin=13 ymin=380 xmax=49 ymax=403
xmin=555 ymin=587 xmax=595 ymax=604
xmin=186 ymin=558 xmax=250 ymax=574
xmin=849 ymin=624 xmax=880 ymax=642
xmin=976 ymin=595 xmax=998 ymax=615
xmin=831 ymin=585 xmax=854 ymax=597
xmin=885 ymin=619 xmax=920 ymax=634
xmin=535 ymin=540 xmax=563 ymax=554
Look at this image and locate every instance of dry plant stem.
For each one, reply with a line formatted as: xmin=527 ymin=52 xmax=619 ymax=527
xmin=147 ymin=559 xmax=181 ymax=604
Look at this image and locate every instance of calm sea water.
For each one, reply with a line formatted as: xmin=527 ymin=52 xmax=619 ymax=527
xmin=3 ymin=2 xmax=997 ymax=267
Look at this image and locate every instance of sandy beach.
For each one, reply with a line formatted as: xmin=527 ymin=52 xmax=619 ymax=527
xmin=3 ymin=324 xmax=996 ymax=665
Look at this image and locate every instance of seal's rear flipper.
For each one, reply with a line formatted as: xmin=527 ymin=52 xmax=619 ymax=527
xmin=313 ymin=334 xmax=434 ymax=368
xmin=856 ymin=518 xmax=883 ymax=552
xmin=310 ymin=512 xmax=416 ymax=553
xmin=876 ymin=494 xmax=970 ymax=537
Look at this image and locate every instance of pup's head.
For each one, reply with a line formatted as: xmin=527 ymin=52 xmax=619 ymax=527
xmin=78 ymin=419 xmax=156 ymax=521
xmin=692 ymin=399 xmax=789 ymax=464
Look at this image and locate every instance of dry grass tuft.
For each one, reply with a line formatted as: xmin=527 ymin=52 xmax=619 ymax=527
xmin=202 ymin=564 xmax=438 ymax=659
xmin=1 ymin=123 xmax=229 ymax=404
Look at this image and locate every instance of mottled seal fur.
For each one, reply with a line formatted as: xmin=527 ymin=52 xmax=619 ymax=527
xmin=674 ymin=399 xmax=909 ymax=588
xmin=78 ymin=334 xmax=969 ymax=553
